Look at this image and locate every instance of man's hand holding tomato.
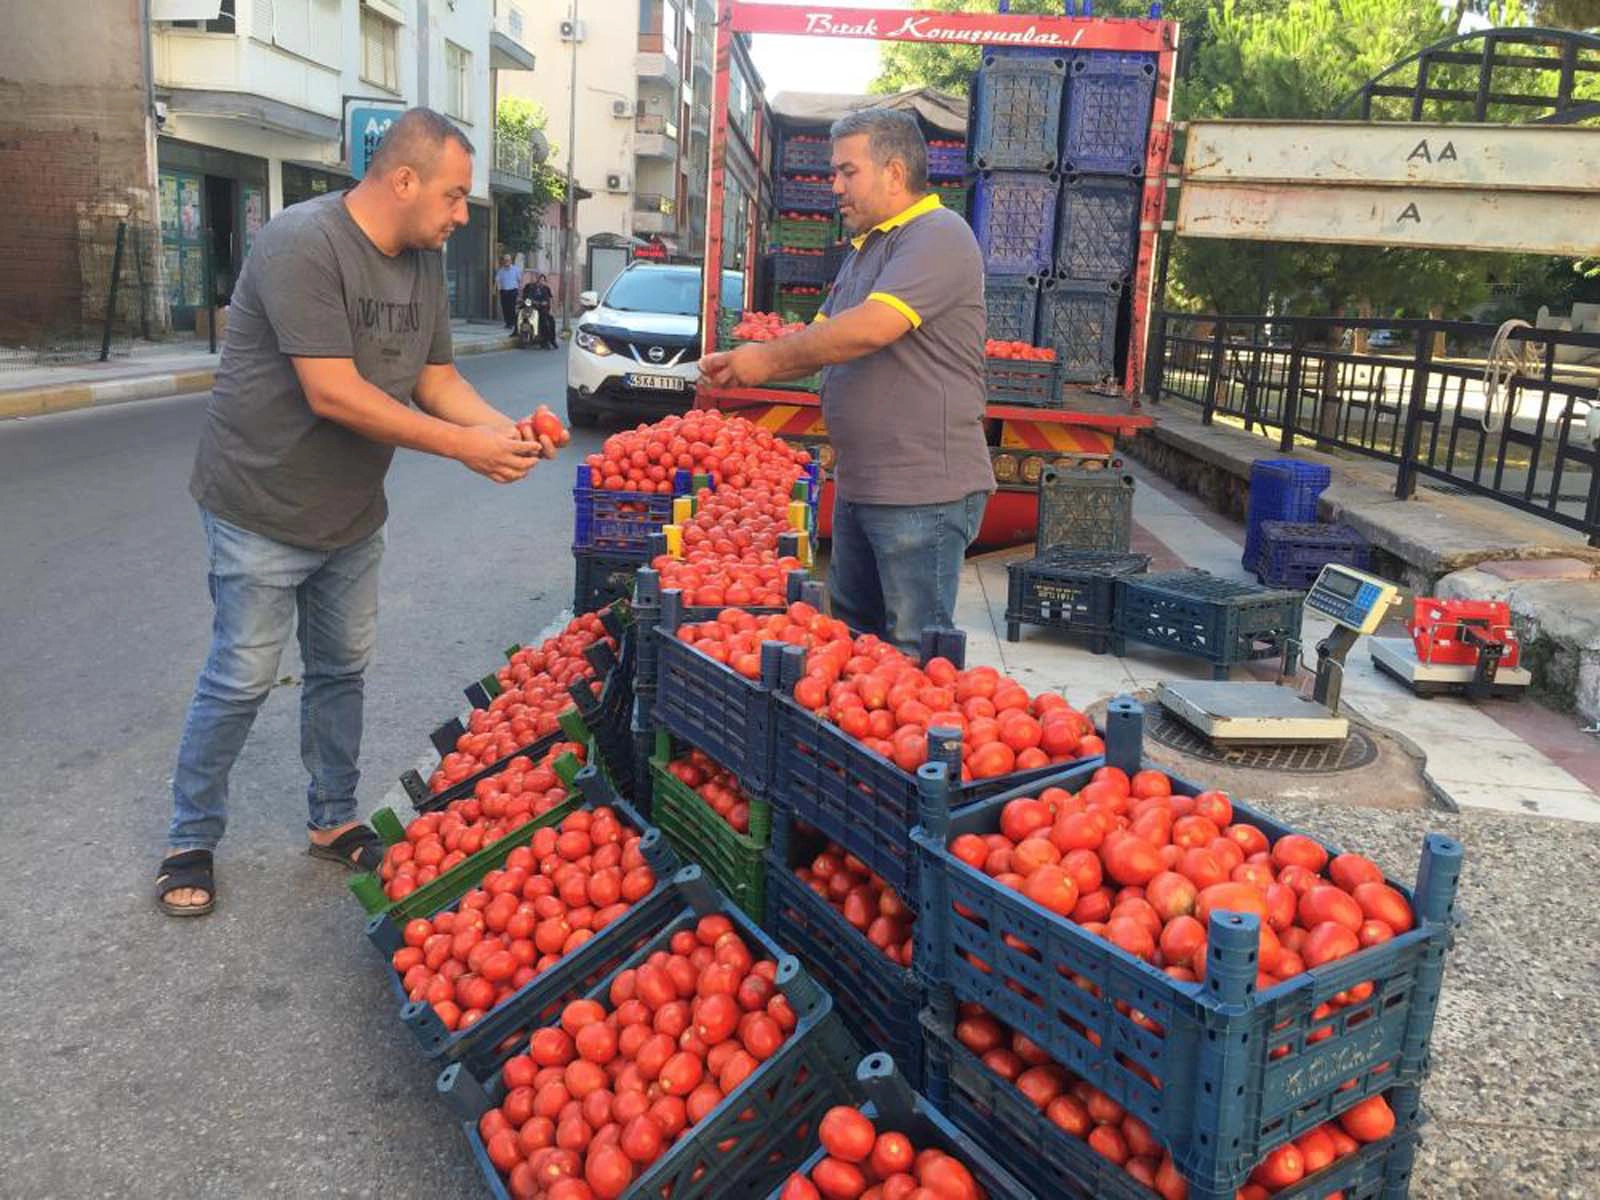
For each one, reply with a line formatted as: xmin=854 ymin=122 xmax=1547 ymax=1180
xmin=698 ymin=344 xmax=777 ymax=389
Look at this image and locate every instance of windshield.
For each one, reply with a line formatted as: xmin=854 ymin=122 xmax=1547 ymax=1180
xmin=600 ymin=268 xmax=745 ymax=318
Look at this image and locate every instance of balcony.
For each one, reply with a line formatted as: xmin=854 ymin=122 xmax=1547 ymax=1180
xmin=636 ymin=50 xmax=680 ymax=87
xmin=491 ymin=4 xmax=536 ymax=71
xmin=634 ymin=114 xmax=678 ymax=160
xmin=634 ymin=193 xmax=676 ymax=235
xmin=491 ymin=130 xmax=547 ymax=194
xmin=689 ymin=102 xmax=709 ymax=138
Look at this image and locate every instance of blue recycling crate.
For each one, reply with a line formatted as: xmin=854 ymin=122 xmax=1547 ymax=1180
xmin=781 ymin=135 xmax=833 ymax=174
xmin=439 ymin=867 xmax=861 ymax=1200
xmin=1113 ymin=569 xmax=1304 ymax=679
xmin=926 ymin=141 xmax=967 ymax=180
xmin=765 ymin=810 xmax=926 ymax=1092
xmin=572 ymin=544 xmax=649 ymax=615
xmin=983 ymin=355 xmax=1059 ymax=407
xmin=1061 ymin=51 xmax=1158 ymax=176
xmin=777 ymin=176 xmax=836 ymax=213
xmin=984 ymin=273 xmax=1042 ymax=342
xmin=972 ymin=171 xmax=1060 ymax=275
xmin=1258 ymin=521 xmax=1370 ymax=589
xmin=971 ymin=52 xmax=1066 ymax=171
xmin=910 ymin=726 xmax=1462 ymax=1200
xmin=764 ymin=1053 xmax=1033 ymax=1200
xmin=1244 ymin=459 xmax=1333 ymax=574
xmin=923 ymin=1011 xmax=1427 ymax=1200
xmin=1037 ymin=276 xmax=1121 ymax=383
xmin=1004 ymin=546 xmax=1150 ymax=648
xmin=1054 ymin=173 xmax=1140 ymax=281
xmin=773 ymin=249 xmax=830 ymax=287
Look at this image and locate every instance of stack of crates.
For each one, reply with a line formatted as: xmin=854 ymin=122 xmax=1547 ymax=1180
xmin=969 ymin=47 xmax=1157 ymax=385
xmin=774 ymin=131 xmax=842 ymax=306
xmin=1242 ymin=458 xmax=1333 ymax=575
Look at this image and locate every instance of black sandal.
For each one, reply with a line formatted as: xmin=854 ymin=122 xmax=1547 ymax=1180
xmin=157 ymin=850 xmax=216 ymax=917
xmin=307 ymin=823 xmax=385 ymax=872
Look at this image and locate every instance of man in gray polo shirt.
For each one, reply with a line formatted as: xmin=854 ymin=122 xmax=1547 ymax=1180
xmin=699 ymin=109 xmax=993 ymax=650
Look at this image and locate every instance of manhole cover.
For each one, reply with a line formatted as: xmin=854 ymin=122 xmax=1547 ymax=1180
xmin=1145 ymin=705 xmax=1380 ymax=773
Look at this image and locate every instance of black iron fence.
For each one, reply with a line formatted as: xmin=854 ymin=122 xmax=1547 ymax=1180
xmin=1149 ymin=312 xmax=1600 ymax=546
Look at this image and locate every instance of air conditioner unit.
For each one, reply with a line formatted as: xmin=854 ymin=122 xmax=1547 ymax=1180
xmin=558 ymin=19 xmax=586 ymax=42
xmin=605 ymin=172 xmax=628 ymax=193
xmin=611 ymin=99 xmax=630 ymax=118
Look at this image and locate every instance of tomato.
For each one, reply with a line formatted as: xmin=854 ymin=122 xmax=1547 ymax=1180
xmin=1195 ymin=882 xmax=1269 ymax=924
xmin=1352 ymin=881 xmax=1415 ymax=932
xmin=818 ymin=1106 xmax=876 ymax=1163
xmin=1271 ymin=833 xmax=1329 ymax=873
xmin=782 ymin=1176 xmax=823 ymax=1200
xmin=1302 ymin=921 xmax=1362 ymax=967
xmin=812 ymin=1157 xmax=868 ymax=1199
xmin=584 ymin=1144 xmax=634 ymax=1199
xmin=1338 ymin=1095 xmax=1396 ymax=1143
xmin=1250 ymin=1143 xmax=1305 ymax=1189
xmin=870 ymin=1131 xmax=915 ymax=1179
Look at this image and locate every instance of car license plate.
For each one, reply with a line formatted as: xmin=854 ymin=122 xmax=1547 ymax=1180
xmin=626 ymin=373 xmax=685 ymax=392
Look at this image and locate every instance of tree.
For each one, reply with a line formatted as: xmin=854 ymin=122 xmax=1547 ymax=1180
xmin=495 ymin=98 xmax=566 ymax=259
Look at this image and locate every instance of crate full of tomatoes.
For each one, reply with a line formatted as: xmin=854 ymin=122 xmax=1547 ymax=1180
xmin=909 ymin=703 xmax=1462 ymax=1199
xmin=436 ymin=868 xmax=862 ymax=1200
xmin=984 ymin=339 xmax=1061 ymax=408
xmin=727 ymin=311 xmax=821 ymax=393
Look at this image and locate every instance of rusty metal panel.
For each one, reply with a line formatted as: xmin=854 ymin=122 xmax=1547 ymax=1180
xmin=1182 ymin=120 xmax=1600 ymax=192
xmin=1176 ymin=182 xmax=1600 ymax=256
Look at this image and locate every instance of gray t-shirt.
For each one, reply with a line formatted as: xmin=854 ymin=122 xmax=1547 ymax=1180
xmin=818 ymin=198 xmax=995 ymax=506
xmin=190 ymin=191 xmax=452 ymax=550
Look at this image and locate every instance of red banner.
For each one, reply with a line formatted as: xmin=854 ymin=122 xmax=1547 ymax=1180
xmin=728 ymin=3 xmax=1172 ymax=54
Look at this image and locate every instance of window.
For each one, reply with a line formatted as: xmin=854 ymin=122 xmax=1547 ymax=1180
xmin=171 ymin=0 xmax=236 ymax=34
xmin=361 ymin=4 xmax=400 ymax=92
xmin=445 ymin=41 xmax=471 ymax=123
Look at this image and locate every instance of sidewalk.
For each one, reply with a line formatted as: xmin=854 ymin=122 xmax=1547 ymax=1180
xmin=0 ymin=319 xmax=518 ymax=419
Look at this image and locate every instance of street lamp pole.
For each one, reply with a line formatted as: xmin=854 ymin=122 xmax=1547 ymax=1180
xmin=560 ymin=0 xmax=580 ymax=333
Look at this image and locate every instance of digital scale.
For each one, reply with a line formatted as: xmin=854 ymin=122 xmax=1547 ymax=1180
xmin=1369 ymin=598 xmax=1531 ymax=699
xmin=1157 ymin=563 xmax=1402 ymax=746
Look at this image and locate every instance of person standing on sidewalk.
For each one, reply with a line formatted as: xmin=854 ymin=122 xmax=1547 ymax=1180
xmin=495 ymin=254 xmax=524 ymax=330
xmin=158 ymin=108 xmax=555 ymax=916
xmin=698 ymin=109 xmax=993 ymax=650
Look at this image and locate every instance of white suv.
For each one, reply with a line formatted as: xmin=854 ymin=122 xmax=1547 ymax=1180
xmin=566 ymin=263 xmax=745 ymax=427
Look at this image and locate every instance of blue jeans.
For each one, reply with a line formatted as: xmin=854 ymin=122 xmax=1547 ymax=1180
xmin=168 ymin=508 xmax=385 ymax=852
xmin=828 ymin=491 xmax=989 ymax=653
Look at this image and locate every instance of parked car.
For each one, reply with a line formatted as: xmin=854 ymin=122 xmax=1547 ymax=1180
xmin=566 ymin=264 xmax=744 ymax=427
xmin=1368 ymin=328 xmax=1400 ymax=347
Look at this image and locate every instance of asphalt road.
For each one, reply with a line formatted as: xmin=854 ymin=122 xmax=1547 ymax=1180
xmin=0 ymin=346 xmax=615 ymax=1197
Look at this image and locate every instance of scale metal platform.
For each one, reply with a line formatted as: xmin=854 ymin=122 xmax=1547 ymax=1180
xmin=1158 ymin=563 xmax=1401 ymax=746
xmin=1369 ymin=636 xmax=1531 ymax=697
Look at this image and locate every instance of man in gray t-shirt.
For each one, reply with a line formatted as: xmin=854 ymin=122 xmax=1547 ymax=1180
xmin=159 ymin=109 xmax=553 ymax=917
xmin=699 ymin=109 xmax=994 ymax=651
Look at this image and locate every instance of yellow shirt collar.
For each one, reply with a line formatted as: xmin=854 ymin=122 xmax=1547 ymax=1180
xmin=849 ymin=192 xmax=943 ymax=250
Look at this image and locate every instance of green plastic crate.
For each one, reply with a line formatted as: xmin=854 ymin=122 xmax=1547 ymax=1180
xmin=777 ymin=289 xmax=825 ymax=325
xmin=774 ymin=216 xmax=833 ymax=250
xmin=732 ymin=337 xmax=821 ymax=393
xmin=936 ymin=183 xmax=969 ymax=218
xmin=648 ymin=729 xmax=771 ymax=921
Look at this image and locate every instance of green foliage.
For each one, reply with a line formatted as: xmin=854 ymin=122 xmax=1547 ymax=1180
xmin=495 ymin=98 xmax=566 ymax=257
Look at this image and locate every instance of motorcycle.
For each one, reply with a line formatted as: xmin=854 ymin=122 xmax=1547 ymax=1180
xmin=516 ymin=296 xmax=539 ymax=348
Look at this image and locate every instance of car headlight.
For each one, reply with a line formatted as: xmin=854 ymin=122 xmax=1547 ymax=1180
xmin=574 ymin=328 xmax=612 ymax=357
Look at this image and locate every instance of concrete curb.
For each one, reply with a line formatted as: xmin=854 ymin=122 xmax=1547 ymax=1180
xmin=0 ymin=334 xmax=518 ymax=422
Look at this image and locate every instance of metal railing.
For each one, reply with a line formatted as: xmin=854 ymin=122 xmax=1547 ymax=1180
xmin=635 ymin=113 xmax=678 ymax=139
xmin=634 ymin=193 xmax=673 ymax=215
xmin=494 ymin=134 xmax=536 ymax=180
xmin=1149 ymin=311 xmax=1600 ymax=545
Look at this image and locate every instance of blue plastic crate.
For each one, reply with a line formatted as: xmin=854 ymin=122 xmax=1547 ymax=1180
xmin=1004 ymin=547 xmax=1150 ymax=648
xmin=924 ymin=1011 xmax=1426 ymax=1200
xmin=438 ymin=867 xmax=861 ymax=1200
xmin=773 ymin=249 xmax=830 ymax=287
xmin=1258 ymin=521 xmax=1370 ymax=590
xmin=971 ymin=53 xmax=1066 ymax=171
xmin=1038 ymin=276 xmax=1121 ymax=383
xmin=778 ymin=176 xmax=836 ymax=213
xmin=764 ymin=1053 xmax=1033 ymax=1200
xmin=1061 ymin=51 xmax=1157 ymax=176
xmin=1054 ymin=173 xmax=1139 ymax=281
xmin=1244 ymin=459 xmax=1333 ymax=574
xmin=972 ymin=171 xmax=1060 ymax=275
xmin=573 ymin=544 xmax=649 ymax=615
xmin=1113 ymin=569 xmax=1304 ymax=680
xmin=572 ymin=462 xmax=679 ymax=553
xmin=765 ymin=811 xmax=925 ymax=1092
xmin=781 ymin=135 xmax=833 ymax=174
xmin=926 ymin=141 xmax=967 ymax=180
xmin=909 ymin=722 xmax=1462 ymax=1200
xmin=984 ymin=273 xmax=1042 ymax=342
xmin=983 ymin=355 xmax=1059 ymax=407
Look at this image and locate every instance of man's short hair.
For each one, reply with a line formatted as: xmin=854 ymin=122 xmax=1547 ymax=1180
xmin=830 ymin=108 xmax=929 ymax=194
xmin=369 ymin=107 xmax=475 ymax=179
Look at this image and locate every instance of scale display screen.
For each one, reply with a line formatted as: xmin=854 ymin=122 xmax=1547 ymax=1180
xmin=1321 ymin=571 xmax=1361 ymax=599
xmin=1305 ymin=564 xmax=1398 ymax=634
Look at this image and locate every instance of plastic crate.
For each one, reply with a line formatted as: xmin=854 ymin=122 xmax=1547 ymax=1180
xmin=573 ymin=544 xmax=648 ymax=615
xmin=935 ymin=181 xmax=969 ymax=219
xmin=1114 ymin=569 xmax=1304 ymax=679
xmin=766 ymin=813 xmax=926 ymax=1092
xmin=984 ymin=273 xmax=1042 ymax=343
xmin=1004 ymin=547 xmax=1150 ymax=648
xmin=774 ymin=214 xmax=834 ymax=250
xmin=365 ymin=768 xmax=677 ymax=1077
xmin=777 ymin=287 xmax=825 ymax=324
xmin=1061 ymin=51 xmax=1158 ymax=176
xmin=572 ymin=463 xmax=678 ymax=553
xmin=1054 ymin=173 xmax=1140 ymax=281
xmin=923 ymin=1012 xmax=1426 ymax=1200
xmin=910 ymin=713 xmax=1462 ymax=1200
xmin=764 ymin=1053 xmax=1033 ymax=1200
xmin=438 ymin=867 xmax=861 ymax=1200
xmin=781 ymin=135 xmax=834 ymax=174
xmin=971 ymin=170 xmax=1060 ymax=275
xmin=1244 ymin=459 xmax=1333 ymax=574
xmin=1258 ymin=521 xmax=1370 ymax=590
xmin=778 ymin=176 xmax=836 ymax=213
xmin=732 ymin=336 xmax=823 ymax=394
xmin=1036 ymin=465 xmax=1135 ymax=554
xmin=650 ymin=728 xmax=771 ymax=921
xmin=926 ymin=141 xmax=967 ymax=179
xmin=774 ymin=249 xmax=830 ymax=287
xmin=984 ymin=356 xmax=1060 ymax=408
xmin=971 ymin=53 xmax=1066 ymax=171
xmin=1038 ymin=276 xmax=1121 ymax=383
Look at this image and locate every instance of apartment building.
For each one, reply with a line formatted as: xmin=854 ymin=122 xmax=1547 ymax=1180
xmin=499 ymin=0 xmax=714 ymax=300
xmin=147 ymin=0 xmax=535 ymax=325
